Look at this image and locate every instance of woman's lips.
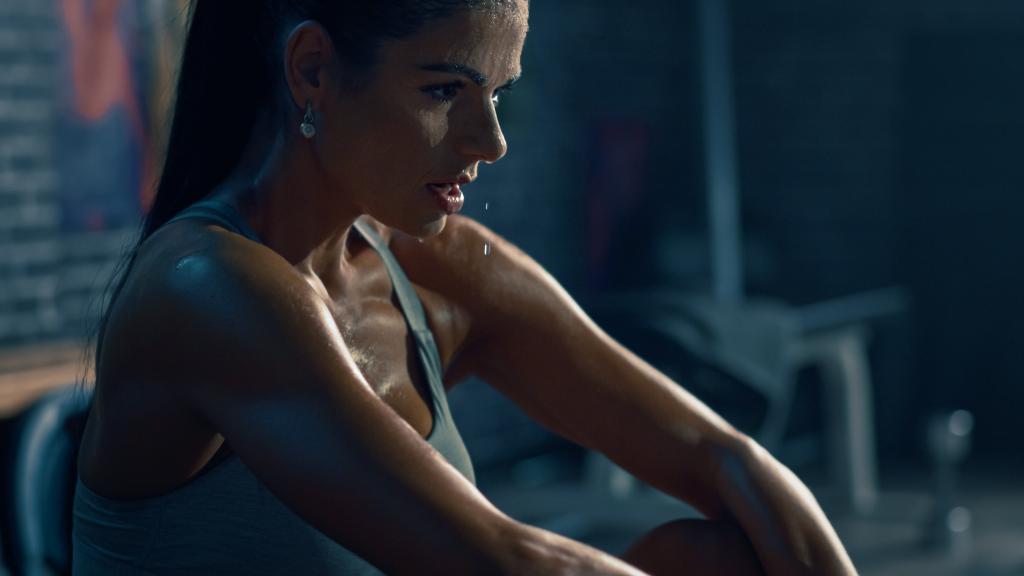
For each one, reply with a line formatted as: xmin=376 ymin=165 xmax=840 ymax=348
xmin=426 ymin=183 xmax=464 ymax=215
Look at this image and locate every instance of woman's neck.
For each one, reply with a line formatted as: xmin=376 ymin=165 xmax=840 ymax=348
xmin=216 ymin=117 xmax=364 ymax=283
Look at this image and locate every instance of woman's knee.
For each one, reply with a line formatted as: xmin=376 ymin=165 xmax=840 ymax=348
xmin=621 ymin=518 xmax=764 ymax=575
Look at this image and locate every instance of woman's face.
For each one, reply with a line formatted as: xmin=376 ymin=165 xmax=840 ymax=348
xmin=317 ymin=3 xmax=528 ymax=238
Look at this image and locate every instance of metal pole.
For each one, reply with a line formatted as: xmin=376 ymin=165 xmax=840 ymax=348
xmin=698 ymin=0 xmax=744 ymax=303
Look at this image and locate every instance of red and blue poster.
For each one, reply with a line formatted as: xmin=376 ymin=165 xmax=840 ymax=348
xmin=57 ymin=0 xmax=187 ymax=232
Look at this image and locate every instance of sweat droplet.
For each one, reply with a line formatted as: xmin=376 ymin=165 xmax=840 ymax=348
xmin=483 ymin=243 xmax=491 ymax=256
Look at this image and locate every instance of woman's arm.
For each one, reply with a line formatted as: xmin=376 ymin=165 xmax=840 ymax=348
xmin=418 ymin=216 xmax=856 ymax=575
xmin=145 ymin=232 xmax=645 ymax=576
xmin=714 ymin=437 xmax=857 ymax=575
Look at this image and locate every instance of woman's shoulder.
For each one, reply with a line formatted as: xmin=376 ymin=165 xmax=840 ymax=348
xmin=385 ymin=214 xmax=543 ymax=356
xmin=106 ymin=219 xmax=324 ymax=378
xmin=137 ymin=216 xmax=281 ymax=275
xmin=388 ymin=214 xmax=537 ymax=303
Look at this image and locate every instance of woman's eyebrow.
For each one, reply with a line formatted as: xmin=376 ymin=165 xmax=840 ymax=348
xmin=418 ymin=63 xmax=522 ymax=90
xmin=418 ymin=63 xmax=488 ymax=86
xmin=497 ymin=75 xmax=521 ymax=90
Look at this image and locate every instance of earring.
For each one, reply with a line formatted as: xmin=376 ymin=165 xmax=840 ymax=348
xmin=300 ymin=100 xmax=316 ymax=139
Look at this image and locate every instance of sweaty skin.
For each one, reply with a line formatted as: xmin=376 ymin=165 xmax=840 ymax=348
xmin=77 ymin=2 xmax=855 ymax=574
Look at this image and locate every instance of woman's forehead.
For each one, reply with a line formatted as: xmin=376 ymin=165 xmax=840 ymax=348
xmin=382 ymin=5 xmax=528 ymax=85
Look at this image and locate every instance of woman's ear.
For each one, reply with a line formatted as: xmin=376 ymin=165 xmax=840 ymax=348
xmin=283 ymin=20 xmax=335 ymax=111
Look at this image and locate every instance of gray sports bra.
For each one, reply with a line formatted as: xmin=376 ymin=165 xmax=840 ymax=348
xmin=72 ymin=198 xmax=475 ymax=575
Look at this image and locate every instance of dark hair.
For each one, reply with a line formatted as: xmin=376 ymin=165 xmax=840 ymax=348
xmin=86 ymin=0 xmax=522 ymax=383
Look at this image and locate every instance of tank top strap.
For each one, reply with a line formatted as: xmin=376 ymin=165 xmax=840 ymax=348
xmin=165 ymin=198 xmax=263 ymax=244
xmin=351 ymin=218 xmax=450 ymax=413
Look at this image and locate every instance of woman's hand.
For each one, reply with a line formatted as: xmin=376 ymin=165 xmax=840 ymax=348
xmin=500 ymin=523 xmax=651 ymax=576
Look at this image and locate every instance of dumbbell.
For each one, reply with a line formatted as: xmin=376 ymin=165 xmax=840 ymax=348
xmin=922 ymin=409 xmax=973 ymax=559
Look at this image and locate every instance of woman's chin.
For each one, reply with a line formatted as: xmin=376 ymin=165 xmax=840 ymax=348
xmin=421 ymin=215 xmax=448 ymax=237
xmin=384 ymin=213 xmax=447 ymax=240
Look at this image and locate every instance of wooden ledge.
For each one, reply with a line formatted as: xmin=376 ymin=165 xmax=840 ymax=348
xmin=0 ymin=341 xmax=92 ymax=418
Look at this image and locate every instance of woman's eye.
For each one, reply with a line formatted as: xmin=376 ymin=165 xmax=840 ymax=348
xmin=423 ymin=83 xmax=464 ymax=103
xmin=492 ymin=85 xmax=514 ymax=108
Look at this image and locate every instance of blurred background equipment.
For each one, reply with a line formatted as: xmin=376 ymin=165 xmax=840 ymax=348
xmin=1 ymin=386 xmax=91 ymax=576
xmin=923 ymin=410 xmax=974 ymax=557
xmin=1 ymin=0 xmax=1023 ymax=575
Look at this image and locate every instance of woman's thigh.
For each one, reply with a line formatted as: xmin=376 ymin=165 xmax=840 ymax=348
xmin=621 ymin=518 xmax=765 ymax=576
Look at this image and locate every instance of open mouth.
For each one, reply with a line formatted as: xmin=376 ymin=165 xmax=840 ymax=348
xmin=426 ymin=182 xmax=465 ymax=215
xmin=427 ymin=183 xmax=454 ymax=194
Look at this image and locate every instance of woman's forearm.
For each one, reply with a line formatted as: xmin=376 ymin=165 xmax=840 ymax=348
xmin=713 ymin=436 xmax=858 ymax=576
xmin=496 ymin=521 xmax=650 ymax=576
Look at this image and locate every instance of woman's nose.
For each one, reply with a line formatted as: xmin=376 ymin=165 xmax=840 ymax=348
xmin=457 ymin=103 xmax=508 ymax=164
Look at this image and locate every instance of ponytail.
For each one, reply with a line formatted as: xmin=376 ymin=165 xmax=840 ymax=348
xmin=142 ymin=0 xmax=277 ymax=239
xmin=88 ymin=0 xmax=278 ymax=377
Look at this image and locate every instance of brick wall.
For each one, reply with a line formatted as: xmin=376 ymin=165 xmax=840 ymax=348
xmin=0 ymin=0 xmax=63 ymax=345
xmin=0 ymin=0 xmax=139 ymax=349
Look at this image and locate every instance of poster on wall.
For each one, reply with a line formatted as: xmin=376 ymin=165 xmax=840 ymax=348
xmin=56 ymin=0 xmax=188 ymax=233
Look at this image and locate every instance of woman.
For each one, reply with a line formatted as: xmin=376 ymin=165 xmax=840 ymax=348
xmin=73 ymin=1 xmax=857 ymax=574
